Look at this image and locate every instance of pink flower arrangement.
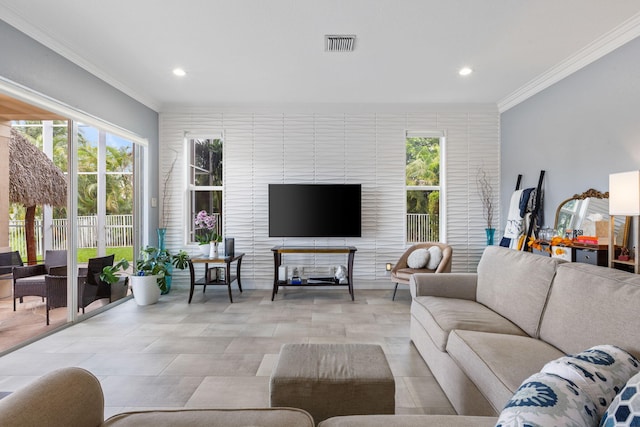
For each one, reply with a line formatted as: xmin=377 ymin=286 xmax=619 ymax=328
xmin=194 ymin=210 xmax=220 ymax=244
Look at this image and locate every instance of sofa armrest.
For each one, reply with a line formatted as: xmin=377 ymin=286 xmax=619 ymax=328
xmin=410 ymin=273 xmax=478 ymax=300
xmin=0 ymin=367 xmax=104 ymax=427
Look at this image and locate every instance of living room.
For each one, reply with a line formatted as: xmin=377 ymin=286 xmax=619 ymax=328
xmin=1 ymin=2 xmax=640 ymax=426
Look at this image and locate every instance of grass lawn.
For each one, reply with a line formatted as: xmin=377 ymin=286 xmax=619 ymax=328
xmin=77 ymin=247 xmax=133 ymax=263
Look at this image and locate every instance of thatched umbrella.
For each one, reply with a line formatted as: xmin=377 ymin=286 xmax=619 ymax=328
xmin=9 ymin=128 xmax=67 ymax=264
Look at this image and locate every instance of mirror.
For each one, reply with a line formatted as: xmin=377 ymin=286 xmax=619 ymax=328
xmin=554 ymin=189 xmax=630 ymax=247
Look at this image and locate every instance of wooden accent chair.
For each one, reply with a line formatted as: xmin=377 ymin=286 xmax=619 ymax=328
xmin=390 ymin=242 xmax=452 ymax=300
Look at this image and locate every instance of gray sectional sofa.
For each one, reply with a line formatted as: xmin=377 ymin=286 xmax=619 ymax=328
xmin=2 ymin=245 xmax=640 ymax=426
xmin=408 ymin=245 xmax=640 ymax=416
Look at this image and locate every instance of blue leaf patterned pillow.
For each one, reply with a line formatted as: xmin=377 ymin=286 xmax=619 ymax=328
xmin=542 ymin=345 xmax=640 ymax=417
xmin=600 ymin=371 xmax=640 ymax=427
xmin=496 ymin=372 xmax=598 ymax=427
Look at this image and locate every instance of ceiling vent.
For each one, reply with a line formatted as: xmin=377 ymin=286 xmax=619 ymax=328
xmin=325 ymin=35 xmax=356 ymax=52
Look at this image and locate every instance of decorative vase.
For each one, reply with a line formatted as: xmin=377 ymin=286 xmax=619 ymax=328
xmin=209 ymin=241 xmax=219 ymax=258
xmin=199 ymin=243 xmax=210 ymax=257
xmin=157 ymin=228 xmax=172 ymax=294
xmin=157 ymin=227 xmax=166 ymax=249
xmin=485 ymin=228 xmax=495 ymax=246
xmin=130 ymin=275 xmax=161 ymax=306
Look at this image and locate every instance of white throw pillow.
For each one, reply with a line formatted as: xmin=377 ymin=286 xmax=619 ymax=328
xmin=407 ymin=249 xmax=429 ymax=269
xmin=426 ymin=246 xmax=443 ymax=270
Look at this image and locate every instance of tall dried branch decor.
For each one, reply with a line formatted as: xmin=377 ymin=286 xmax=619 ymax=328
xmin=476 ymin=168 xmax=494 ymax=229
xmin=161 ymin=149 xmax=178 ymax=229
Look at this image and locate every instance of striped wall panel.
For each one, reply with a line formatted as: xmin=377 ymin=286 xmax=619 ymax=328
xmin=159 ymin=109 xmax=499 ymax=288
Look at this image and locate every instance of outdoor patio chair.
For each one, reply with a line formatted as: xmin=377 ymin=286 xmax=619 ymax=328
xmin=78 ymin=254 xmax=115 ymax=312
xmin=12 ymin=250 xmax=67 ymax=311
xmin=0 ymin=251 xmax=23 ymax=277
xmin=390 ymin=242 xmax=452 ymax=300
xmin=44 ymin=266 xmax=69 ymax=325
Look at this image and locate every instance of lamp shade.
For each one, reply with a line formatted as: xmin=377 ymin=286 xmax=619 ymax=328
xmin=609 ymin=171 xmax=640 ymax=216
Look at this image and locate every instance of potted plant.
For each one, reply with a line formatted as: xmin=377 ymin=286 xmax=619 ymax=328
xmin=99 ymin=258 xmax=130 ymax=302
xmin=194 ymin=210 xmax=222 ymax=257
xmin=104 ymin=248 xmax=189 ymax=306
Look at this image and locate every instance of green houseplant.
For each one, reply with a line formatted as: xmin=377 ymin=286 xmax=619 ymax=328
xmin=99 ymin=258 xmax=131 ymax=302
xmin=135 ymin=246 xmax=190 ymax=293
xmin=101 ymin=247 xmax=189 ymax=306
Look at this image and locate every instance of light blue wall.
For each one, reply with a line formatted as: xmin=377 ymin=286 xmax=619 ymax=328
xmin=501 ymin=36 xmax=640 ymax=230
xmin=0 ymin=19 xmax=160 ymax=235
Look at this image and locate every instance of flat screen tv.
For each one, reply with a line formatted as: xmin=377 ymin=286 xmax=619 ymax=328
xmin=269 ymin=184 xmax=361 ymax=237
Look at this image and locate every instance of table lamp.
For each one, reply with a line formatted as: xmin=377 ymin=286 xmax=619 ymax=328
xmin=609 ymin=171 xmax=640 ymax=216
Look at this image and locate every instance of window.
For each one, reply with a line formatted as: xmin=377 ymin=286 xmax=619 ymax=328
xmin=406 ymin=133 xmax=442 ymax=243
xmin=187 ymin=136 xmax=223 ymax=243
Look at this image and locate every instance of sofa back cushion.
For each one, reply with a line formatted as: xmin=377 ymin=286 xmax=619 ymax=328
xmin=539 ymin=263 xmax=640 ymax=359
xmin=476 ymin=246 xmax=562 ymax=337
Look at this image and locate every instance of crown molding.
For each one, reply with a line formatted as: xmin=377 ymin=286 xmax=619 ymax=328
xmin=498 ymin=11 xmax=640 ymax=113
xmin=0 ymin=6 xmax=161 ymax=112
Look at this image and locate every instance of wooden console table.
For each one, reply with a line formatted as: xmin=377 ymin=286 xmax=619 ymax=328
xmin=271 ymin=246 xmax=357 ymax=301
xmin=188 ymin=253 xmax=244 ymax=303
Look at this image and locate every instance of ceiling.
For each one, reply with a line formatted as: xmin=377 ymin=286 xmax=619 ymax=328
xmin=1 ymin=0 xmax=640 ymax=112
xmin=0 ymin=93 xmax=64 ymax=121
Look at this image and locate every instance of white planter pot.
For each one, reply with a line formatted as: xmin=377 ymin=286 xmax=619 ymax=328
xmin=199 ymin=244 xmax=210 ymax=257
xmin=130 ymin=275 xmax=161 ymax=306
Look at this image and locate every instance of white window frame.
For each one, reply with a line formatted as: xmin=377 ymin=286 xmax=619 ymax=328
xmin=184 ymin=133 xmax=224 ymax=246
xmin=405 ymin=130 xmax=447 ymax=243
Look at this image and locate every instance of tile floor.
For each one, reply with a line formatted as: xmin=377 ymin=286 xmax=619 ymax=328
xmin=0 ymin=286 xmax=455 ymax=419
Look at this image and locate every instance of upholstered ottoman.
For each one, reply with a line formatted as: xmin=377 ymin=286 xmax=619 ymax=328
xmin=269 ymin=343 xmax=395 ymax=424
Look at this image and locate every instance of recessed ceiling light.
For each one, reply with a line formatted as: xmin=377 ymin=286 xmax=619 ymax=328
xmin=172 ymin=68 xmax=187 ymax=77
xmin=459 ymin=67 xmax=473 ymax=76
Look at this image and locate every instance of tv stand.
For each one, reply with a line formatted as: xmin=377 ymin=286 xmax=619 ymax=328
xmin=271 ymin=246 xmax=357 ymax=301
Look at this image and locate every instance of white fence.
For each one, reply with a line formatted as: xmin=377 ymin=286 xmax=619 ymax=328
xmin=10 ymin=213 xmax=434 ymax=255
xmin=9 ymin=215 xmax=133 ymax=257
xmin=407 ymin=213 xmax=439 ymax=243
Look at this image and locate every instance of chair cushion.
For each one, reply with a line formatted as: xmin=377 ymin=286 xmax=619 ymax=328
xmin=407 ymin=249 xmax=429 ymax=269
xmin=15 ymin=274 xmax=46 ymax=285
xmin=426 ymin=246 xmax=443 ymax=270
xmin=495 ymin=372 xmax=598 ymax=427
xmin=393 ymin=267 xmax=434 ymax=282
xmin=601 ymin=371 xmax=640 ymax=427
xmin=541 ymin=345 xmax=640 ymax=417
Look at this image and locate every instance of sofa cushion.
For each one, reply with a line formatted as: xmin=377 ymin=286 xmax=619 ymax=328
xmin=104 ymin=408 xmax=315 ymax=427
xmin=317 ymin=414 xmax=498 ymax=427
xmin=541 ymin=345 xmax=640 ymax=417
xmin=407 ymin=248 xmax=429 ymax=269
xmin=539 ymin=262 xmax=640 ymax=358
xmin=600 ymin=371 xmax=640 ymax=427
xmin=446 ymin=329 xmax=564 ymax=413
xmin=411 ymin=296 xmax=526 ymax=351
xmin=476 ymin=246 xmax=562 ymax=337
xmin=495 ymin=372 xmax=598 ymax=427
